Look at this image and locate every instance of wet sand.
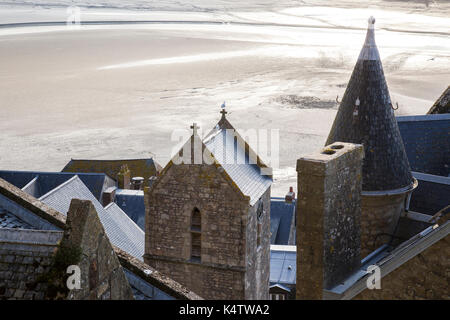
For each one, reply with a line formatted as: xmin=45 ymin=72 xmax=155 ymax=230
xmin=0 ymin=2 xmax=449 ymax=196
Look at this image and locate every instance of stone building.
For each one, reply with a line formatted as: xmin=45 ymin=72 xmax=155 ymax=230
xmin=0 ymin=177 xmax=201 ymax=300
xmin=144 ymin=108 xmax=272 ymax=299
xmin=296 ymin=141 xmax=449 ymax=300
xmin=326 ymin=17 xmax=417 ymax=256
xmin=62 ymin=158 xmax=162 ymax=188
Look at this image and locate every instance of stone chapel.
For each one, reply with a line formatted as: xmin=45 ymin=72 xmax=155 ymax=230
xmin=144 ymin=108 xmax=272 ymax=299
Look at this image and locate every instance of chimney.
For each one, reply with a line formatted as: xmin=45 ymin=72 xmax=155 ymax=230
xmin=285 ymin=186 xmax=296 ymax=203
xmin=296 ymin=142 xmax=364 ymax=299
xmin=131 ymin=177 xmax=144 ymax=190
xmin=101 ymin=186 xmax=117 ymax=207
xmin=117 ymin=164 xmax=131 ymax=189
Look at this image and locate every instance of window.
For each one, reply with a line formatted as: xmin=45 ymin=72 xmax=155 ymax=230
xmin=270 ymin=293 xmax=286 ymax=300
xmin=191 ymin=208 xmax=201 ymax=261
xmin=191 ymin=207 xmax=201 ymax=231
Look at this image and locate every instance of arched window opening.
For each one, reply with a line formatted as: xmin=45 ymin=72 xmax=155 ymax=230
xmin=191 ymin=207 xmax=201 ymax=232
xmin=191 ymin=207 xmax=201 ymax=261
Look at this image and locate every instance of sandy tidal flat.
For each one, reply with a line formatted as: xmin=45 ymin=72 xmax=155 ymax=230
xmin=0 ymin=1 xmax=449 ymax=196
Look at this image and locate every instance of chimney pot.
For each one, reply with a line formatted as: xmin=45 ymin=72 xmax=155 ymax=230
xmin=285 ymin=186 xmax=296 ymax=203
xmin=102 ymin=186 xmax=117 ymax=207
xmin=131 ymin=177 xmax=144 ymax=190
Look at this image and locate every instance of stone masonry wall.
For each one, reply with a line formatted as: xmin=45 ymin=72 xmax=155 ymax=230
xmin=0 ymin=229 xmax=62 ymax=300
xmin=357 ymin=234 xmax=449 ymax=300
xmin=145 ymin=160 xmax=268 ymax=299
xmin=245 ymin=188 xmax=271 ymax=300
xmin=149 ymin=259 xmax=245 ymax=299
xmin=361 ymin=193 xmax=407 ymax=258
xmin=297 ymin=142 xmax=364 ymax=299
xmin=63 ymin=199 xmax=134 ymax=300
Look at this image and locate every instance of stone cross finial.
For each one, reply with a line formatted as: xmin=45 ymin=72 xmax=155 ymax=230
xmin=190 ymin=123 xmax=200 ymax=136
xmin=220 ymin=108 xmax=227 ymax=117
xmin=220 ymin=102 xmax=227 ymax=119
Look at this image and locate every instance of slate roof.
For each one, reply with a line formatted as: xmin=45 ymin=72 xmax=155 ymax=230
xmin=0 ymin=170 xmax=116 ymax=201
xmin=326 ymin=17 xmax=414 ymax=192
xmin=62 ymin=158 xmax=162 ymax=183
xmin=0 ymin=206 xmax=32 ymax=229
xmin=38 ymin=175 xmax=145 ymax=261
xmin=409 ymin=172 xmax=450 ymax=216
xmin=427 ymin=86 xmax=450 ymax=115
xmin=115 ymin=247 xmax=202 ymax=300
xmin=114 ymin=189 xmax=145 ymax=230
xmin=397 ymin=114 xmax=450 ymax=177
xmin=270 ymin=198 xmax=296 ymax=245
xmin=270 ymin=245 xmax=297 ymax=287
xmin=203 ymin=117 xmax=272 ymax=206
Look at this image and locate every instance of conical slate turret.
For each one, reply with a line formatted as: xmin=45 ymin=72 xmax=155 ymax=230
xmin=326 ymin=17 xmax=413 ymax=192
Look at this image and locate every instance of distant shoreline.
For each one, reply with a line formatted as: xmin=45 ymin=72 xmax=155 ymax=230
xmin=1 ymin=20 xmax=449 ymax=37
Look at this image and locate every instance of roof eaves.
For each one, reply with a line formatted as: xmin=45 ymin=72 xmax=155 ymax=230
xmin=325 ymin=220 xmax=450 ymax=300
xmin=0 ymin=177 xmax=66 ymax=229
xmin=114 ymin=246 xmax=203 ymax=300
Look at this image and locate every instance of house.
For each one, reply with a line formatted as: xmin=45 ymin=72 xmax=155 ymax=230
xmin=62 ymin=158 xmax=162 ymax=188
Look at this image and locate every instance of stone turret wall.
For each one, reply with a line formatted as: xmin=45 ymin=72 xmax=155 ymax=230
xmin=361 ymin=193 xmax=407 ymax=257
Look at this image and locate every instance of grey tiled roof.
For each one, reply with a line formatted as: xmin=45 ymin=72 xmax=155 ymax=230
xmin=0 ymin=170 xmax=116 ymax=201
xmin=270 ymin=245 xmax=296 ymax=286
xmin=204 ymin=128 xmax=272 ymax=206
xmin=326 ymin=19 xmax=413 ymax=191
xmin=38 ymin=176 xmax=145 ymax=261
xmin=270 ymin=198 xmax=296 ymax=245
xmin=114 ymin=189 xmax=145 ymax=230
xmin=0 ymin=207 xmax=32 ymax=229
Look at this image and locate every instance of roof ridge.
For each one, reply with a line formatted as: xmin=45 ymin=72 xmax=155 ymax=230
xmin=38 ymin=175 xmax=79 ymax=200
